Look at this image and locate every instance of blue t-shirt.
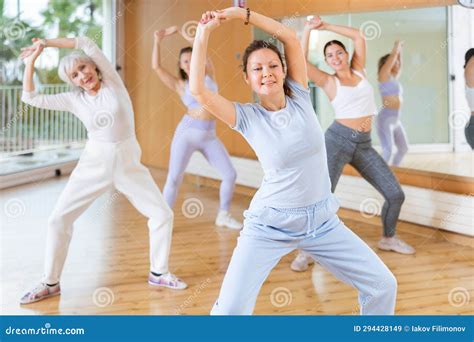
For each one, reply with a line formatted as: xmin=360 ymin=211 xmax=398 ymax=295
xmin=233 ymin=78 xmax=332 ymax=209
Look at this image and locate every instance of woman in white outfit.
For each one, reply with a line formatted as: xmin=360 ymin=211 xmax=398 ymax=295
xmin=19 ymin=37 xmax=187 ymax=304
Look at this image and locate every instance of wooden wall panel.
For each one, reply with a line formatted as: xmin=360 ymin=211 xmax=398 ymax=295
xmin=123 ymin=0 xmax=456 ymax=169
xmin=248 ymin=0 xmax=455 ymax=17
xmin=123 ymin=0 xmax=254 ymax=170
xmin=184 ymin=153 xmax=474 ymax=236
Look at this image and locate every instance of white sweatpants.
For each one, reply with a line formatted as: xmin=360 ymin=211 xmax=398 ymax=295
xmin=211 ymin=196 xmax=397 ymax=315
xmin=42 ymin=136 xmax=174 ymax=284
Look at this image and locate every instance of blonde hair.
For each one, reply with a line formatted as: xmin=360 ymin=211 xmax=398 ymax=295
xmin=58 ymin=52 xmax=101 ymax=88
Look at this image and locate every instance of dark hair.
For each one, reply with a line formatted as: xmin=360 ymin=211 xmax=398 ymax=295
xmin=241 ymin=40 xmax=292 ymax=98
xmin=179 ymin=46 xmax=192 ymax=80
xmin=323 ymin=40 xmax=347 ymax=56
xmin=465 ymin=48 xmax=474 ymax=69
xmin=378 ymin=53 xmax=390 ymax=74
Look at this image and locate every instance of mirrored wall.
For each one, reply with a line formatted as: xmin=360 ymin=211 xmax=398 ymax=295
xmin=255 ymin=6 xmax=453 ymax=149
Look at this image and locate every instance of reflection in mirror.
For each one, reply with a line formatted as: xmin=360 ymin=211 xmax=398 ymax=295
xmin=255 ymin=5 xmax=473 ymax=178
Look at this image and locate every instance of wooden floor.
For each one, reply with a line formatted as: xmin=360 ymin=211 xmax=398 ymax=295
xmin=1 ymin=169 xmax=473 ymax=315
xmin=399 ymin=151 xmax=473 ymax=179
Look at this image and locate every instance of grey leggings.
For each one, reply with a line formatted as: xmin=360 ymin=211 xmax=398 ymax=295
xmin=326 ymin=121 xmax=405 ymax=237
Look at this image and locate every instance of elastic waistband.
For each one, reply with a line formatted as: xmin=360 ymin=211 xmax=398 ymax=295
xmin=327 ymin=121 xmax=371 ymax=143
xmin=178 ymin=115 xmax=216 ymax=130
xmin=266 ymin=194 xmax=339 ymax=215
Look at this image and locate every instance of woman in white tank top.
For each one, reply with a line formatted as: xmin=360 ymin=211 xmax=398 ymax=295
xmin=291 ymin=16 xmax=415 ymax=272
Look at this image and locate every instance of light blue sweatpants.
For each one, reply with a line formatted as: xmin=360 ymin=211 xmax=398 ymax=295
xmin=211 ymin=195 xmax=397 ymax=315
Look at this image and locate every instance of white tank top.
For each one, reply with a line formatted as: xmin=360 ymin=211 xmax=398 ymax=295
xmin=466 ymin=86 xmax=474 ymax=112
xmin=331 ymin=69 xmax=377 ymax=119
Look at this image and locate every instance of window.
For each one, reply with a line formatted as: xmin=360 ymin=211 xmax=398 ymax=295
xmin=1 ymin=0 xmax=115 ymax=177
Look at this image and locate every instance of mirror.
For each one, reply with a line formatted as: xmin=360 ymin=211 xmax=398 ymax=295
xmin=256 ymin=5 xmax=473 ymax=178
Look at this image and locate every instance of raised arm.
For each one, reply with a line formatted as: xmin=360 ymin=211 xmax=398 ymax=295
xmin=22 ymin=43 xmax=44 ymax=93
xmin=189 ymin=13 xmax=236 ymax=126
xmin=21 ymin=37 xmax=122 ymax=86
xmin=152 ymin=27 xmax=181 ymax=92
xmin=378 ymin=41 xmax=402 ymax=82
xmin=324 ymin=22 xmax=366 ymax=72
xmin=397 ymin=43 xmax=403 ymax=74
xmin=20 ymin=37 xmax=75 ymax=62
xmin=215 ymin=7 xmax=307 ymax=87
xmin=21 ymin=36 xmax=120 ymax=84
xmin=301 ymin=16 xmax=331 ymax=89
xmin=205 ymin=57 xmax=216 ymax=80
xmin=21 ymin=42 xmax=74 ymax=111
xmin=73 ymin=37 xmax=122 ymax=86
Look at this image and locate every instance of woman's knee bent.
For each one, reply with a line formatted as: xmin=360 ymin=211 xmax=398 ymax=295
xmin=386 ymin=187 xmax=405 ymax=206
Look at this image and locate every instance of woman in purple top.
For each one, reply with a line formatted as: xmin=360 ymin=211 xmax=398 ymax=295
xmin=151 ymin=26 xmax=242 ymax=229
xmin=377 ymin=40 xmax=409 ymax=166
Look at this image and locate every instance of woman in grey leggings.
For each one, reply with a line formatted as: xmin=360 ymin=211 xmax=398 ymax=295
xmin=291 ymin=16 xmax=415 ymax=272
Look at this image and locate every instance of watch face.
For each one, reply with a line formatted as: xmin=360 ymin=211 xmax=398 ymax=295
xmin=458 ymin=0 xmax=474 ymax=8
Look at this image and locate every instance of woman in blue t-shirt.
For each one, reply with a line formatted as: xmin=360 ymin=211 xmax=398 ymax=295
xmin=189 ymin=7 xmax=397 ymax=315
